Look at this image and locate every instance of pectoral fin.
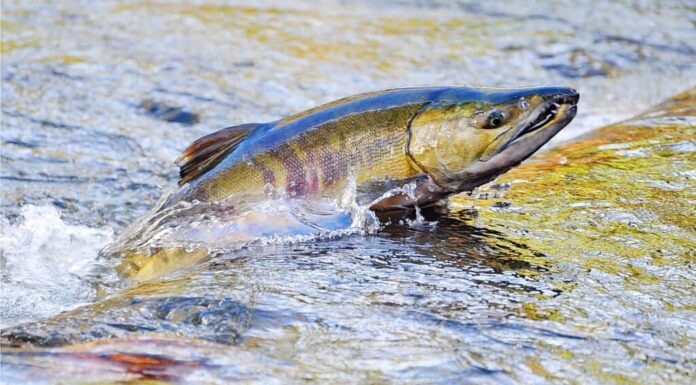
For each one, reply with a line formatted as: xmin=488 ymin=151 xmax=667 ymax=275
xmin=368 ymin=175 xmax=448 ymax=212
xmin=176 ymin=123 xmax=260 ymax=185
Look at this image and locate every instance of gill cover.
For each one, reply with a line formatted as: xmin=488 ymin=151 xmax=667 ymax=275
xmin=408 ymin=103 xmax=473 ymax=188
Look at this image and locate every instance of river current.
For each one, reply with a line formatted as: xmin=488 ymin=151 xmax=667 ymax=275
xmin=1 ymin=1 xmax=694 ymax=384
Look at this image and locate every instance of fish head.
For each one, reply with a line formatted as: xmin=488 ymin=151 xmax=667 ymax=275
xmin=408 ymin=86 xmax=579 ymax=192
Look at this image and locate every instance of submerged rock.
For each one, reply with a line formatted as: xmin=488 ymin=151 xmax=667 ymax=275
xmin=140 ymin=99 xmax=200 ymax=125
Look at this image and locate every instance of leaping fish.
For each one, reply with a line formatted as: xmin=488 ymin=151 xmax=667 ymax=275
xmin=167 ymin=86 xmax=579 ymax=211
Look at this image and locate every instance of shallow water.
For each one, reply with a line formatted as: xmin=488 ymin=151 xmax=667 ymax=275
xmin=1 ymin=1 xmax=695 ymax=384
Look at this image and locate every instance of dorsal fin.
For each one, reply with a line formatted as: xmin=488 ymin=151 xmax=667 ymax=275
xmin=176 ymin=123 xmax=260 ymax=186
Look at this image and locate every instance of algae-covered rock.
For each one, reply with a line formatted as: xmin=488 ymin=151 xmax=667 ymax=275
xmin=454 ymin=88 xmax=695 ymax=271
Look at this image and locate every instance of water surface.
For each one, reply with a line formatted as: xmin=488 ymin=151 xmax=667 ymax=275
xmin=1 ymin=1 xmax=695 ymax=384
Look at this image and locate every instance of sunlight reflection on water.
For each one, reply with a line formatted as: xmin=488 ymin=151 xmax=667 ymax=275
xmin=1 ymin=1 xmax=694 ymax=383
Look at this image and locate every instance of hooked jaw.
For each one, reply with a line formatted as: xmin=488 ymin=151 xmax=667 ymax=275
xmin=454 ymin=88 xmax=579 ymax=192
xmin=509 ymin=91 xmax=579 ymax=147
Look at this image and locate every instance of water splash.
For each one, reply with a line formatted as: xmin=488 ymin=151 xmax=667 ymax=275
xmin=101 ymin=176 xmax=385 ymax=271
xmin=371 ymin=180 xmax=438 ymax=227
xmin=0 ymin=205 xmax=114 ymax=327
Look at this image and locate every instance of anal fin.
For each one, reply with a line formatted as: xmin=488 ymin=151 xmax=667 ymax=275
xmin=176 ymin=123 xmax=260 ymax=186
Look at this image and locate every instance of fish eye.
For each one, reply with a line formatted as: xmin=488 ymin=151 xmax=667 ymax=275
xmin=484 ymin=109 xmax=506 ymax=129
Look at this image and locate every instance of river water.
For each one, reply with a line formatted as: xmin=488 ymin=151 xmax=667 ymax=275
xmin=1 ymin=1 xmax=695 ymax=384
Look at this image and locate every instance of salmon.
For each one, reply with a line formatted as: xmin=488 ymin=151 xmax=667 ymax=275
xmin=167 ymin=86 xmax=579 ymax=211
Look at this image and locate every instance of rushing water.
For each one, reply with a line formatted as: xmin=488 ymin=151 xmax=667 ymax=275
xmin=1 ymin=1 xmax=695 ymax=384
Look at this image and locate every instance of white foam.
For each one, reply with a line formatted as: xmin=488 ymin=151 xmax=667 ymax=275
xmin=0 ymin=205 xmax=114 ymax=327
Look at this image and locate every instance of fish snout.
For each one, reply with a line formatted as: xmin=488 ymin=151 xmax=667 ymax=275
xmin=553 ymin=88 xmax=579 ymax=105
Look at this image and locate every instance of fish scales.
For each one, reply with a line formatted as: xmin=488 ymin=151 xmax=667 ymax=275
xmin=202 ymin=105 xmax=422 ymax=201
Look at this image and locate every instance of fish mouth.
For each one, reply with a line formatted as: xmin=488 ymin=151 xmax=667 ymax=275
xmin=506 ymin=92 xmax=579 ymax=150
xmin=478 ymin=91 xmax=579 ymax=163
